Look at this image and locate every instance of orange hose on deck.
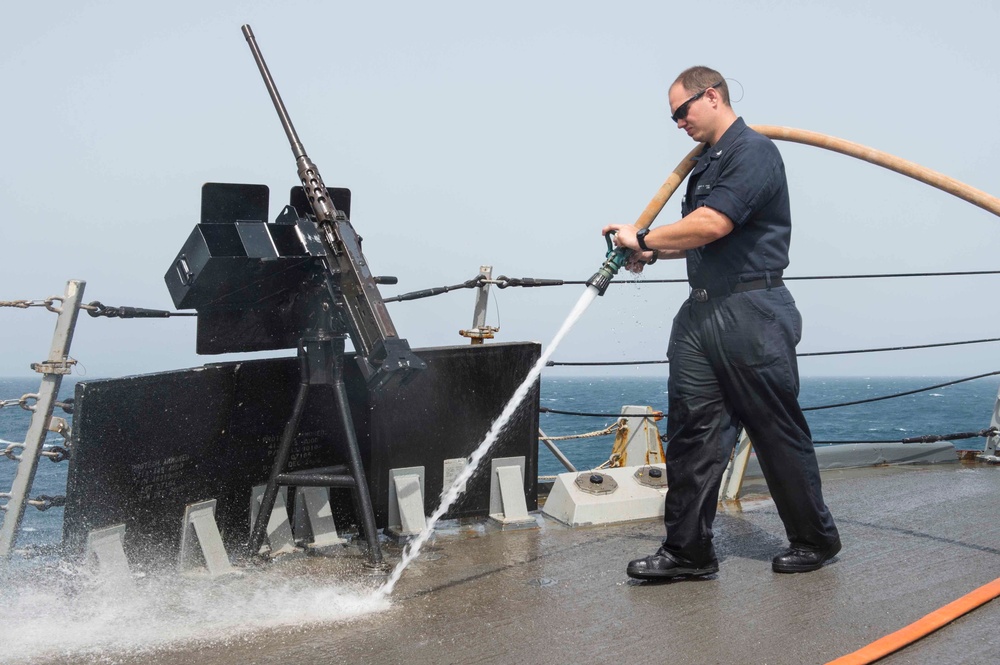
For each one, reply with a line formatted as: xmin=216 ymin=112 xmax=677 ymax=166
xmin=826 ymin=576 xmax=1000 ymax=664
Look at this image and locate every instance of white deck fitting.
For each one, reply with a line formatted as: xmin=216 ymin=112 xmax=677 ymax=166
xmin=489 ymin=456 xmax=537 ymax=529
xmin=294 ymin=486 xmax=348 ymax=548
xmin=178 ymin=499 xmax=237 ymax=578
xmin=85 ymin=523 xmax=134 ymax=590
xmin=388 ymin=466 xmax=426 ymax=538
xmin=542 ymin=464 xmax=668 ymax=527
xmin=251 ymin=485 xmax=298 ymax=556
xmin=619 ymin=405 xmax=664 ymax=466
xmin=719 ymin=430 xmax=754 ymax=501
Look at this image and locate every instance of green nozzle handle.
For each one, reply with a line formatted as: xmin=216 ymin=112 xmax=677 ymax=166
xmin=604 ymin=230 xmax=617 ymax=257
xmin=603 ymin=231 xmax=630 ymax=271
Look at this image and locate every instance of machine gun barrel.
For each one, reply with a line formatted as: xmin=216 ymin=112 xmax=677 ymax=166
xmin=241 ymin=25 xmax=306 ymax=161
xmin=242 ymin=25 xmax=340 ymax=226
xmin=241 ymin=25 xmax=425 ymax=388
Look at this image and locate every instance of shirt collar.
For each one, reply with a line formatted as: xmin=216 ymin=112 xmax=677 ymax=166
xmin=705 ymin=116 xmax=747 ymax=159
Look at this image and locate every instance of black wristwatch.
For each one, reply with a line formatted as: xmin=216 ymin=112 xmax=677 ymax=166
xmin=636 ymin=227 xmax=652 ymax=252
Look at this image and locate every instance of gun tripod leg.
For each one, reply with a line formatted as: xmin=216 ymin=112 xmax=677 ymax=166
xmin=248 ymin=338 xmax=384 ymax=567
xmin=328 ymin=344 xmax=384 ymax=567
xmin=248 ymin=349 xmax=312 ymax=558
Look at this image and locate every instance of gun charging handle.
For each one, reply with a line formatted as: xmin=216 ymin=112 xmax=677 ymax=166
xmin=585 ymin=231 xmax=632 ymax=296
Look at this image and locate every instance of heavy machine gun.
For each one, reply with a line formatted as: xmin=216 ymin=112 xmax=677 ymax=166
xmin=162 ymin=26 xmax=429 ymax=563
xmin=240 ymin=24 xmax=425 ymax=390
xmin=166 ymin=28 xmax=424 ymax=390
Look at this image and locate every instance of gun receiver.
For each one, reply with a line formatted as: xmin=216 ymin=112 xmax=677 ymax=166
xmin=241 ymin=25 xmax=425 ymax=389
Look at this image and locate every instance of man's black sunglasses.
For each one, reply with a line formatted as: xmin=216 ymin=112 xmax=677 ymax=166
xmin=670 ymin=81 xmax=724 ymax=123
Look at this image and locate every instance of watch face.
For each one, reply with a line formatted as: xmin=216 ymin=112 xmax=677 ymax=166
xmin=637 ymin=228 xmax=650 ymax=249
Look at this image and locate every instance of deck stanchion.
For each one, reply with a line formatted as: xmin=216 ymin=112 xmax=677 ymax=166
xmin=0 ymin=279 xmax=85 ymax=557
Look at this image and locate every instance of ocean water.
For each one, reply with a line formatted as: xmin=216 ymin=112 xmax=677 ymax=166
xmin=537 ymin=374 xmax=997 ymax=475
xmin=0 ymin=378 xmax=77 ymax=553
xmin=1 ymin=373 xmax=996 ymax=552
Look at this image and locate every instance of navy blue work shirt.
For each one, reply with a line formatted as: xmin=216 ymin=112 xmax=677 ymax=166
xmin=681 ymin=117 xmax=791 ymax=290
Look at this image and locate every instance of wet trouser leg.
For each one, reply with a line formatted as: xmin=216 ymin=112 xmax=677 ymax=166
xmin=662 ymin=287 xmax=839 ymax=563
xmin=662 ymin=299 xmax=740 ymax=565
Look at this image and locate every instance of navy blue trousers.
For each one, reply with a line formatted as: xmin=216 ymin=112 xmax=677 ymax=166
xmin=662 ymin=286 xmax=839 ymax=565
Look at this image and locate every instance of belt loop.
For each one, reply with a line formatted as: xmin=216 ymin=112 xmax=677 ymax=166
xmin=765 ymin=271 xmax=772 ymax=290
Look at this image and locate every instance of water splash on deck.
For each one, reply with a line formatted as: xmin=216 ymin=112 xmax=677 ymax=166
xmin=0 ymin=560 xmax=388 ymax=663
xmin=0 ymin=286 xmax=602 ymax=660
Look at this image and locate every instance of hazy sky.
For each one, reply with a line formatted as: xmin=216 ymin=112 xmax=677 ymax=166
xmin=2 ymin=1 xmax=999 ymax=379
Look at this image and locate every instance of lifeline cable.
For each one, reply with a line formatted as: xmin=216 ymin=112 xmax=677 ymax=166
xmin=540 ymin=406 xmax=661 ymax=419
xmin=801 ymin=371 xmax=1000 ymax=411
xmin=384 ymin=269 xmax=1000 ymax=302
xmin=547 ymin=335 xmax=1000 ymax=366
xmin=538 ymin=418 xmax=993 ymax=447
xmin=814 ymin=428 xmax=995 ymax=445
xmin=540 ymin=371 xmax=1000 ymax=418
xmin=83 ymin=301 xmax=196 ymax=318
xmin=798 ymin=337 xmax=1000 ymax=357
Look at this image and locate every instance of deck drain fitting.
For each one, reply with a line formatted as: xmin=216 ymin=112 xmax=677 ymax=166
xmin=634 ymin=466 xmax=668 ymax=490
xmin=575 ymin=472 xmax=618 ymax=495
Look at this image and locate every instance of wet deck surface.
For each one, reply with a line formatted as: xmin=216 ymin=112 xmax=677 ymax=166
xmin=36 ymin=461 xmax=1000 ymax=664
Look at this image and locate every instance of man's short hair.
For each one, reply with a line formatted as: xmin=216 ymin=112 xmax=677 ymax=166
xmin=674 ymin=66 xmax=730 ymax=106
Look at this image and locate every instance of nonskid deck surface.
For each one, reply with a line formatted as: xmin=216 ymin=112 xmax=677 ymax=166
xmin=33 ymin=463 xmax=1000 ymax=665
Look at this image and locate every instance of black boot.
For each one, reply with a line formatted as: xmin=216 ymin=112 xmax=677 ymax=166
xmin=627 ymin=548 xmax=719 ymax=580
xmin=772 ymin=537 xmax=841 ymax=573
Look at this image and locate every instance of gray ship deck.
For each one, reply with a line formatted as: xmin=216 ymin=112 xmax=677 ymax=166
xmin=51 ymin=461 xmax=1000 ymax=664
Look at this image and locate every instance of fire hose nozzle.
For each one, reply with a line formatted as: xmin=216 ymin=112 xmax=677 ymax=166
xmin=586 ymin=232 xmax=631 ymax=296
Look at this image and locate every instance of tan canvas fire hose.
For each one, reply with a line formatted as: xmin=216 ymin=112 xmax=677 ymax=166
xmin=634 ymin=125 xmax=1000 ymax=228
xmin=634 ymin=143 xmax=705 ymax=228
xmin=636 ymin=125 xmax=1000 ymax=663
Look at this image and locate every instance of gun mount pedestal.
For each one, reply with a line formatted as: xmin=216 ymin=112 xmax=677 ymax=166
xmin=248 ymin=328 xmax=383 ymax=565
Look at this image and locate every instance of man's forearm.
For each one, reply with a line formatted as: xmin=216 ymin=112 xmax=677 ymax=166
xmin=656 ymin=249 xmax=686 ymax=260
xmin=643 ymin=207 xmax=734 ymax=251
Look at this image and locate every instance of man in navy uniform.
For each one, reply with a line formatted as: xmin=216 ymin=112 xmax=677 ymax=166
xmin=603 ymin=66 xmax=840 ymax=580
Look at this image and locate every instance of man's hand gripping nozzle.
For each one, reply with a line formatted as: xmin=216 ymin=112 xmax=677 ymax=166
xmin=586 ymin=231 xmax=631 ymax=296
